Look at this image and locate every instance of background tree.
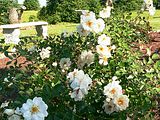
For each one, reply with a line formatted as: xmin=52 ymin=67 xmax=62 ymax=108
xmin=38 ymin=0 xmax=102 ymax=24
xmin=23 ymin=0 xmax=40 ymax=10
xmin=0 ymin=0 xmax=18 ymax=24
xmin=153 ymin=0 xmax=160 ymax=8
xmin=113 ymin=0 xmax=144 ymax=11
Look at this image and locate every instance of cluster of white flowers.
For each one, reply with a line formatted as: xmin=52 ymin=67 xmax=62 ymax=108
xmin=77 ymin=50 xmax=94 ymax=69
xmin=76 ymin=7 xmax=114 ymax=66
xmin=96 ymin=34 xmax=116 ymax=65
xmin=144 ymin=0 xmax=156 ymax=16
xmin=77 ymin=10 xmax=106 ymax=36
xmin=3 ymin=97 xmax=48 ymax=120
xmin=103 ymin=79 xmax=129 ymax=114
xmin=67 ymin=69 xmax=92 ymax=101
xmin=39 ymin=47 xmax=51 ymax=60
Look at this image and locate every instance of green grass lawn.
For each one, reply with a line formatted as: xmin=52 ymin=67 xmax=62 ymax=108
xmin=0 ymin=10 xmax=160 ymax=38
xmin=20 ymin=11 xmax=78 ymax=37
xmin=132 ymin=10 xmax=160 ymax=30
xmin=20 ymin=22 xmax=78 ymax=37
xmin=21 ymin=10 xmax=38 ymax=22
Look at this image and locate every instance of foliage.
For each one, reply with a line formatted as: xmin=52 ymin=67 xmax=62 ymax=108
xmin=0 ymin=0 xmax=18 ymax=24
xmin=0 ymin=4 xmax=159 ymax=120
xmin=29 ymin=15 xmax=38 ymax=22
xmin=114 ymin=0 xmax=144 ymax=11
xmin=38 ymin=0 xmax=102 ymax=24
xmin=23 ymin=0 xmax=40 ymax=10
xmin=154 ymin=0 xmax=160 ymax=8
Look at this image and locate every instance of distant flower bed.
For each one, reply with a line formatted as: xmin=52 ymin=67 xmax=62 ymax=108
xmin=0 ymin=1 xmax=159 ymax=120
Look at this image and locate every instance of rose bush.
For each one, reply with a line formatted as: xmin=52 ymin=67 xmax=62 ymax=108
xmin=0 ymin=2 xmax=159 ymax=120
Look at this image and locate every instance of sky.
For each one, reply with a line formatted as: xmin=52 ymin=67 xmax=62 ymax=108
xmin=18 ymin=0 xmax=46 ymax=7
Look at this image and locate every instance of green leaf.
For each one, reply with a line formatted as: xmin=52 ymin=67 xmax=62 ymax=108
xmin=152 ymin=53 xmax=159 ymax=60
xmin=43 ymin=84 xmax=52 ymax=98
xmin=154 ymin=60 xmax=160 ymax=70
xmin=4 ymin=46 xmax=10 ymax=50
xmin=6 ymin=61 xmax=12 ymax=65
xmin=52 ymin=83 xmax=64 ymax=97
xmin=126 ymin=15 xmax=131 ymax=19
xmin=145 ymin=73 xmax=154 ymax=78
xmin=147 ymin=57 xmax=154 ymax=65
xmin=155 ymin=88 xmax=160 ymax=92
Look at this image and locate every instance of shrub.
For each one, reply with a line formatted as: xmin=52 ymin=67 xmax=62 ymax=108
xmin=23 ymin=0 xmax=40 ymax=10
xmin=38 ymin=0 xmax=102 ymax=24
xmin=0 ymin=4 xmax=159 ymax=120
xmin=37 ymin=6 xmax=47 ymax=21
xmin=114 ymin=0 xmax=144 ymax=11
xmin=29 ymin=15 xmax=38 ymax=22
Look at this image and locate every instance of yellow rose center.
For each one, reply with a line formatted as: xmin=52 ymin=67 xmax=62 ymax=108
xmin=110 ymin=88 xmax=116 ymax=94
xmin=100 ymin=47 xmax=104 ymax=51
xmin=31 ymin=105 xmax=39 ymax=114
xmin=86 ymin=21 xmax=93 ymax=27
xmin=118 ymin=99 xmax=124 ymax=106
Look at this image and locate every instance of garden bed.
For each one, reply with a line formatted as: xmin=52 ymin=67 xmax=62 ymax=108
xmin=0 ymin=32 xmax=160 ymax=69
xmin=0 ymin=56 xmax=31 ymax=69
xmin=140 ymin=31 xmax=160 ymax=55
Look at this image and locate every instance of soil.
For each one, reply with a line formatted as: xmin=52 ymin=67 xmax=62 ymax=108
xmin=0 ymin=56 xmax=31 ymax=70
xmin=139 ymin=32 xmax=160 ymax=56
